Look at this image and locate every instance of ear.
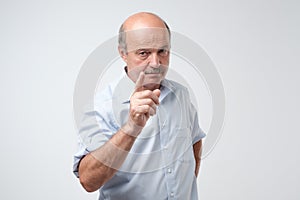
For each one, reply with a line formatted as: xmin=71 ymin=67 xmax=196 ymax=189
xmin=118 ymin=46 xmax=127 ymax=63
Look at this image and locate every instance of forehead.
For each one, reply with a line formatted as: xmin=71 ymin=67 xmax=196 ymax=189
xmin=123 ymin=28 xmax=170 ymax=52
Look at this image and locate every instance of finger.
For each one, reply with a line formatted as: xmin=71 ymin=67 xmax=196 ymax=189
xmin=134 ymin=90 xmax=160 ymax=105
xmin=150 ymin=91 xmax=159 ymax=105
xmin=153 ymin=89 xmax=160 ymax=105
xmin=134 ymin=71 xmax=145 ymax=92
xmin=135 ymin=98 xmax=156 ymax=109
xmin=142 ymin=99 xmax=157 ymax=115
xmin=133 ymin=105 xmax=148 ymax=114
xmin=153 ymin=89 xmax=161 ymax=98
xmin=135 ymin=105 xmax=156 ymax=116
xmin=149 ymin=102 xmax=157 ymax=114
xmin=149 ymin=107 xmax=156 ymax=116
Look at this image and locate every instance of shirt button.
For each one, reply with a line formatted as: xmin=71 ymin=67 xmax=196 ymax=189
xmin=167 ymin=168 xmax=172 ymax=173
xmin=170 ymin=192 xmax=174 ymax=197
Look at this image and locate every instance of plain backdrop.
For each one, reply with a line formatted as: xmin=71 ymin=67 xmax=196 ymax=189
xmin=1 ymin=0 xmax=299 ymax=199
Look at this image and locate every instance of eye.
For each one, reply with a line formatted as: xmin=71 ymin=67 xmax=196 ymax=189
xmin=139 ymin=51 xmax=147 ymax=56
xmin=158 ymin=48 xmax=169 ymax=57
xmin=137 ymin=50 xmax=150 ymax=59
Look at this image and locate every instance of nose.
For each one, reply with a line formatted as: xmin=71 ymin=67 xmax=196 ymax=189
xmin=148 ymin=53 xmax=160 ymax=68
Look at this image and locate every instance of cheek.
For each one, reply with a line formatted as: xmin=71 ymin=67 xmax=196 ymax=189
xmin=161 ymin=56 xmax=170 ymax=65
xmin=162 ymin=66 xmax=169 ymax=75
xmin=127 ymin=56 xmax=144 ymax=66
xmin=126 ymin=58 xmax=147 ymax=79
xmin=128 ymin=60 xmax=149 ymax=73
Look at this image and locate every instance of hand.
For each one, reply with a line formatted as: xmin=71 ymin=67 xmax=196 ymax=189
xmin=123 ymin=72 xmax=160 ymax=136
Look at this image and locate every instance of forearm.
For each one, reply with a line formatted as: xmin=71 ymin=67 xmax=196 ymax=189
xmin=193 ymin=140 xmax=203 ymax=177
xmin=78 ymin=128 xmax=137 ymax=192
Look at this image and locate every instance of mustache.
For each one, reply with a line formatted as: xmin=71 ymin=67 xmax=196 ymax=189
xmin=144 ymin=68 xmax=163 ymax=74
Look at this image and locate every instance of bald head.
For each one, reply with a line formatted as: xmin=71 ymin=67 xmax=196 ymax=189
xmin=122 ymin=12 xmax=168 ymax=31
xmin=118 ymin=12 xmax=170 ymax=52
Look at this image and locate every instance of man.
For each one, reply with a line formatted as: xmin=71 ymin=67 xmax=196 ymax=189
xmin=73 ymin=12 xmax=206 ymax=199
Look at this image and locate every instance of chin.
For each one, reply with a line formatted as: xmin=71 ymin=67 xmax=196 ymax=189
xmin=145 ymin=75 xmax=162 ymax=83
xmin=143 ymin=76 xmax=163 ymax=90
xmin=143 ymin=83 xmax=161 ymax=90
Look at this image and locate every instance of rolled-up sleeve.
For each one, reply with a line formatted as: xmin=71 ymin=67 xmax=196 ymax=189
xmin=72 ymin=90 xmax=119 ymax=178
xmin=73 ymin=141 xmax=89 ymax=177
xmin=190 ymin=103 xmax=206 ymax=144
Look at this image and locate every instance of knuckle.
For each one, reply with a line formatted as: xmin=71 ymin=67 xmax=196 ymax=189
xmin=145 ymin=105 xmax=150 ymax=111
xmin=144 ymin=90 xmax=151 ymax=96
xmin=131 ymin=93 xmax=138 ymax=99
xmin=131 ymin=107 xmax=138 ymax=114
xmin=146 ymin=98 xmax=152 ymax=105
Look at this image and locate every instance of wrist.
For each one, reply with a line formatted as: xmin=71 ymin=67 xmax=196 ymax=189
xmin=121 ymin=120 xmax=143 ymax=137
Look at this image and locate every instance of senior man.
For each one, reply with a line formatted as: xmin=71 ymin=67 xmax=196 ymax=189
xmin=73 ymin=12 xmax=206 ymax=200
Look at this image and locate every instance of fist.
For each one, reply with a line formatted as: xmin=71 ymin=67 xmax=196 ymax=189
xmin=125 ymin=72 xmax=160 ymax=135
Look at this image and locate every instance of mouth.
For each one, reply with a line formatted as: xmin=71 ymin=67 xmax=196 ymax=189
xmin=144 ymin=68 xmax=162 ymax=75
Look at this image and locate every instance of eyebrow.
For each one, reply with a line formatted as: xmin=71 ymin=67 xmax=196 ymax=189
xmin=136 ymin=48 xmax=150 ymax=51
xmin=159 ymin=45 xmax=170 ymax=49
xmin=136 ymin=46 xmax=170 ymax=52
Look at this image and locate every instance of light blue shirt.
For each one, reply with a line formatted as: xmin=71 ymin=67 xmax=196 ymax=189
xmin=73 ymin=74 xmax=206 ymax=200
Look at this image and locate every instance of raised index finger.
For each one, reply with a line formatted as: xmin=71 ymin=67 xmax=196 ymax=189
xmin=134 ymin=71 xmax=145 ymax=92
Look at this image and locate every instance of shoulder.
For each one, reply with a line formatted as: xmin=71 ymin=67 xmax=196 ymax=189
xmin=94 ymin=77 xmax=121 ymax=104
xmin=93 ymin=81 xmax=119 ymax=114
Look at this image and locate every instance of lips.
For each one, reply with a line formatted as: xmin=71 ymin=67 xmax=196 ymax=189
xmin=144 ymin=68 xmax=161 ymax=74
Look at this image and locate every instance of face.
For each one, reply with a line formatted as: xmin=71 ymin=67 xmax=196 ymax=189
xmin=120 ymin=28 xmax=170 ymax=89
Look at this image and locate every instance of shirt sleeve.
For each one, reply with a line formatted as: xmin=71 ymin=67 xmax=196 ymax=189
xmin=72 ymin=93 xmax=119 ymax=178
xmin=73 ymin=140 xmax=89 ymax=178
xmin=190 ymin=103 xmax=206 ymax=144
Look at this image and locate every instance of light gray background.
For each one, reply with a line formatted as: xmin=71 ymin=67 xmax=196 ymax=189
xmin=1 ymin=0 xmax=299 ymax=199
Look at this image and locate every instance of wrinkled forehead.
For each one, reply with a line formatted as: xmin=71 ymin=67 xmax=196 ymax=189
xmin=120 ymin=28 xmax=170 ymax=52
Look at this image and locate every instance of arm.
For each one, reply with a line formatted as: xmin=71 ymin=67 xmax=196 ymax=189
xmin=193 ymin=139 xmax=203 ymax=177
xmin=78 ymin=126 xmax=137 ymax=192
xmin=78 ymin=72 xmax=160 ymax=192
